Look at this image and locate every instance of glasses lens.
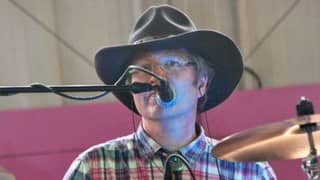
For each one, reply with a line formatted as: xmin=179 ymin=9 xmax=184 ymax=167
xmin=129 ymin=56 xmax=194 ymax=80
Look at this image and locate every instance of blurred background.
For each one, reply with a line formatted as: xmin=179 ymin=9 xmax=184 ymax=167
xmin=0 ymin=0 xmax=319 ymax=110
xmin=1 ymin=1 xmax=320 ymax=179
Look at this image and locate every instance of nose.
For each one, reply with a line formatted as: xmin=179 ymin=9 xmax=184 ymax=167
xmin=152 ymin=64 xmax=167 ymax=76
xmin=147 ymin=65 xmax=167 ymax=85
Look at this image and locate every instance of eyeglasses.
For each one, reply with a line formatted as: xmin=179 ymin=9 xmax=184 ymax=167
xmin=128 ymin=56 xmax=196 ymax=78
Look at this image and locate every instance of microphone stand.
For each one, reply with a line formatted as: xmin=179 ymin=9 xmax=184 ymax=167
xmin=0 ymin=66 xmax=162 ymax=98
xmin=0 ymin=82 xmax=153 ymax=97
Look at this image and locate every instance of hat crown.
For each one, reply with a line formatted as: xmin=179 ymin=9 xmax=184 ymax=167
xmin=128 ymin=5 xmax=197 ymax=44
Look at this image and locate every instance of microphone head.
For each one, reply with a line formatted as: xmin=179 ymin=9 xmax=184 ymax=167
xmin=155 ymin=80 xmax=176 ymax=108
xmin=156 ymin=92 xmax=176 ymax=108
xmin=158 ymin=81 xmax=173 ymax=102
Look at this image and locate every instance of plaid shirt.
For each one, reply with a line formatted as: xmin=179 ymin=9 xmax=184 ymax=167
xmin=64 ymin=125 xmax=277 ymax=180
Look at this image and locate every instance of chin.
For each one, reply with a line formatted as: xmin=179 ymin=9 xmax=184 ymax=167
xmin=148 ymin=108 xmax=165 ymax=119
xmin=140 ymin=107 xmax=168 ymax=120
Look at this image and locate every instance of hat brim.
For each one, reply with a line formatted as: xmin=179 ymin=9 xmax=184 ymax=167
xmin=95 ymin=30 xmax=243 ymax=114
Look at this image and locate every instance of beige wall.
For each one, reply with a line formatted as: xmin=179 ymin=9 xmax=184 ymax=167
xmin=0 ymin=0 xmax=62 ymax=109
xmin=0 ymin=0 xmax=319 ymax=110
xmin=236 ymin=0 xmax=320 ymax=89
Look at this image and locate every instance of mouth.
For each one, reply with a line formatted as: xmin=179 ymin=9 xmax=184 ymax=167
xmin=146 ymin=90 xmax=156 ymax=97
xmin=146 ymin=91 xmax=158 ymax=105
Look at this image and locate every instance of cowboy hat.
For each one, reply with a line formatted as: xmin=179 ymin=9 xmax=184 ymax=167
xmin=95 ymin=4 xmax=243 ymax=114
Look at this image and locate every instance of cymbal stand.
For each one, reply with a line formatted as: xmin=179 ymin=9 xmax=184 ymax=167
xmin=297 ymin=97 xmax=320 ymax=180
xmin=300 ymin=123 xmax=320 ymax=180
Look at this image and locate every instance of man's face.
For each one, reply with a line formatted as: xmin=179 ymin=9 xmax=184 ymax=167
xmin=130 ymin=49 xmax=204 ymax=121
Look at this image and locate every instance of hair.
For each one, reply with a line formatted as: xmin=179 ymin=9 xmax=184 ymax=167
xmin=185 ymin=50 xmax=215 ymax=112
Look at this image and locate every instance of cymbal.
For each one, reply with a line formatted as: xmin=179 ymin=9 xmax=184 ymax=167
xmin=211 ymin=114 xmax=320 ymax=162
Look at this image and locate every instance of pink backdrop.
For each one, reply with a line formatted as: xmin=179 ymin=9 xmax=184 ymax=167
xmin=1 ymin=83 xmax=320 ymax=179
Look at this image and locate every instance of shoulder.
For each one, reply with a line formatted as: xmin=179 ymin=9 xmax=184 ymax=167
xmin=218 ymin=159 xmax=276 ymax=179
xmin=206 ymin=137 xmax=277 ymax=179
xmin=215 ymin=158 xmax=276 ymax=179
xmin=63 ymin=134 xmax=136 ymax=179
xmin=78 ymin=133 xmax=136 ymax=161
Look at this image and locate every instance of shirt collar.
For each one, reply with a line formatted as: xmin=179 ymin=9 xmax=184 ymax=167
xmin=135 ymin=125 xmax=162 ymax=160
xmin=135 ymin=123 xmax=210 ymax=166
xmin=179 ymin=124 xmax=209 ymax=168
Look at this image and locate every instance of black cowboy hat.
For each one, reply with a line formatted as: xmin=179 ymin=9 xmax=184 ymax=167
xmin=95 ymin=4 xmax=243 ymax=114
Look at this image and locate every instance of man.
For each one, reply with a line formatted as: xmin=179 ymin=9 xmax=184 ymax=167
xmin=64 ymin=5 xmax=277 ymax=179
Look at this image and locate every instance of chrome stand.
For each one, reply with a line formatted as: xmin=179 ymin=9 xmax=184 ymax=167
xmin=298 ymin=97 xmax=320 ymax=180
xmin=302 ymin=153 xmax=320 ymax=180
xmin=300 ymin=122 xmax=319 ymax=180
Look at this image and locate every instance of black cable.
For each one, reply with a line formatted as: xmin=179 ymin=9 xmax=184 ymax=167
xmin=163 ymin=153 xmax=196 ymax=180
xmin=204 ymin=111 xmax=222 ymax=179
xmin=131 ymin=98 xmax=137 ymax=132
xmin=115 ymin=65 xmax=165 ymax=85
xmin=215 ymin=156 xmax=222 ymax=180
xmin=244 ymin=66 xmax=263 ymax=89
xmin=30 ymin=83 xmax=109 ymax=100
xmin=241 ymin=0 xmax=301 ymax=89
xmin=17 ymin=66 xmax=161 ymax=101
xmin=244 ymin=0 xmax=301 ymax=62
xmin=198 ymin=87 xmax=222 ymax=179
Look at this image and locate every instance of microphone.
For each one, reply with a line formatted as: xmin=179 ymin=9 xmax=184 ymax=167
xmin=155 ymin=80 xmax=176 ymax=107
xmin=130 ymin=82 xmax=153 ymax=93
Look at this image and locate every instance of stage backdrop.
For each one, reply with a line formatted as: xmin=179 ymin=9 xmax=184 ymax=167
xmin=0 ymin=83 xmax=320 ymax=180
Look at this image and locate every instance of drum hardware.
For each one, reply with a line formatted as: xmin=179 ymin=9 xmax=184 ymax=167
xmin=211 ymin=97 xmax=320 ymax=179
xmin=298 ymin=98 xmax=319 ymax=180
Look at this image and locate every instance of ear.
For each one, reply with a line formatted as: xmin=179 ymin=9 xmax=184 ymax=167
xmin=197 ymin=75 xmax=208 ymax=98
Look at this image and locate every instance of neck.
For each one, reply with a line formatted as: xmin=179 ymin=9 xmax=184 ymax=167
xmin=141 ymin=114 xmax=197 ymax=151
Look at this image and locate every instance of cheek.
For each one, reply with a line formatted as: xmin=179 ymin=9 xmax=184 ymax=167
xmin=172 ymin=77 xmax=198 ymax=99
xmin=172 ymin=70 xmax=198 ymax=88
xmin=131 ymin=92 xmax=150 ymax=113
xmin=132 ymin=93 xmax=143 ymax=106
